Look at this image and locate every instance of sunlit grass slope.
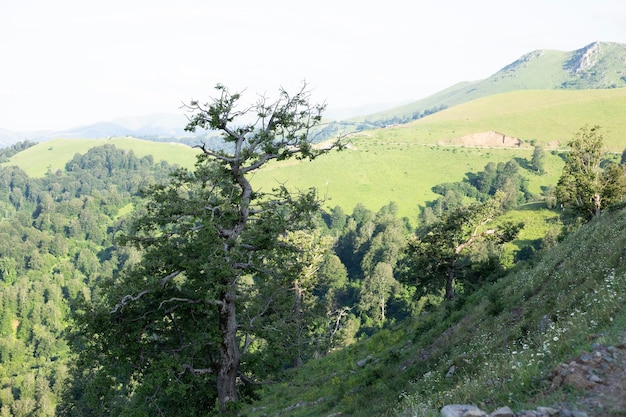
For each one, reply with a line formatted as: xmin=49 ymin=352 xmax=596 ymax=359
xmin=378 ymin=89 xmax=626 ymax=150
xmin=4 ymin=135 xmax=565 ymax=225
xmin=253 ymin=142 xmax=564 ymax=222
xmin=242 ymin=204 xmax=626 ymax=417
xmin=2 ymin=137 xmax=200 ymax=177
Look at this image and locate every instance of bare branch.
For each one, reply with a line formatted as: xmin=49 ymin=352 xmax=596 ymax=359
xmin=180 ymin=364 xmax=214 ymax=375
xmin=110 ymin=289 xmax=152 ymax=313
xmin=158 ymin=297 xmax=210 ymax=310
xmin=159 ymin=270 xmax=182 ymax=287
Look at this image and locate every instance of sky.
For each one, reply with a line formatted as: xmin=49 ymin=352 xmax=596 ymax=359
xmin=1 ymin=0 xmax=625 ymax=131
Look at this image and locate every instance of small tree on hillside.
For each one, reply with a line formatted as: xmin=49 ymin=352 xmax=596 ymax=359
xmin=556 ymin=125 xmax=626 ymax=218
xmin=401 ymin=191 xmax=522 ymax=300
xmin=531 ymin=144 xmax=546 ymax=174
xmin=68 ymin=83 xmax=343 ymax=416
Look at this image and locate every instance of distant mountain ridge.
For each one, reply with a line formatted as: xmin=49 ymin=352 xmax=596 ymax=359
xmin=2 ymin=41 xmax=625 ymax=147
xmin=356 ymin=41 xmax=626 ymax=125
xmin=0 ymin=113 xmax=210 ymax=148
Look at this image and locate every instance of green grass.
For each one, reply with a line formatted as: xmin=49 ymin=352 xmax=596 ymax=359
xmin=2 ymin=137 xmax=200 ymax=177
xmin=241 ymin=205 xmax=626 ymax=417
xmin=381 ymin=89 xmax=626 ymax=151
xmin=253 ymin=142 xmax=564 ymax=223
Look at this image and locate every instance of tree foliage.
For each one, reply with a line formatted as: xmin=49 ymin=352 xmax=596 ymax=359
xmin=68 ymin=83 xmax=343 ymax=415
xmin=531 ymin=144 xmax=546 ymax=174
xmin=556 ymin=125 xmax=626 ymax=218
xmin=402 ymin=191 xmax=523 ymax=300
xmin=419 ymin=158 xmax=532 ymax=230
xmin=0 ymin=145 xmax=174 ymax=417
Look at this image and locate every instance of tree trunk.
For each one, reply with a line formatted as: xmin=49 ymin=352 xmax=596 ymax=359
xmin=593 ymin=193 xmax=602 ymax=217
xmin=445 ymin=258 xmax=457 ymax=300
xmin=293 ymin=280 xmax=304 ymax=368
xmin=217 ymin=286 xmax=240 ymax=414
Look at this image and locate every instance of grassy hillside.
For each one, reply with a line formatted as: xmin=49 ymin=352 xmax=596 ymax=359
xmin=253 ymin=88 xmax=625 ymax=221
xmin=241 ymin=204 xmax=626 ymax=417
xmin=387 ymin=89 xmax=626 ymax=150
xmin=253 ymin=144 xmax=563 ymax=222
xmin=357 ymin=42 xmax=626 ymax=124
xmin=1 ymin=137 xmax=200 ymax=177
xmin=5 ymin=88 xmax=626 ymax=222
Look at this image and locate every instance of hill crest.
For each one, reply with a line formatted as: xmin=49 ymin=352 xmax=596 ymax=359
xmin=354 ymin=41 xmax=626 ymax=126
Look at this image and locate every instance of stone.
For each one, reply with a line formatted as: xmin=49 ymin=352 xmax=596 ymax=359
xmin=356 ymin=355 xmax=373 ymax=367
xmin=490 ymin=406 xmax=514 ymax=417
xmin=588 ymin=374 xmax=603 ymax=383
xmin=441 ymin=404 xmax=486 ymax=417
xmin=536 ymin=406 xmax=559 ymax=416
xmin=463 ymin=408 xmax=486 ymax=417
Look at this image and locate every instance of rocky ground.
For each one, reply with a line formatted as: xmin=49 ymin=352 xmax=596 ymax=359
xmin=442 ymin=331 xmax=626 ymax=417
xmin=562 ymin=334 xmax=626 ymax=416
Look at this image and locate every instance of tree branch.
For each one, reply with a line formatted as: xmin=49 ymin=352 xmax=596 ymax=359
xmin=110 ymin=289 xmax=152 ymax=313
xmin=180 ymin=364 xmax=214 ymax=376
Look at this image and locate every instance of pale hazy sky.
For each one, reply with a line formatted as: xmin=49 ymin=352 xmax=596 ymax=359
xmin=1 ymin=0 xmax=625 ymax=131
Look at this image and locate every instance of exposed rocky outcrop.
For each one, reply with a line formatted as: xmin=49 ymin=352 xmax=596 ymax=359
xmin=566 ymin=42 xmax=603 ymax=75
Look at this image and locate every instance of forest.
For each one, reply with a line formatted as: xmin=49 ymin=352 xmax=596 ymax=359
xmin=0 ymin=88 xmax=625 ymax=416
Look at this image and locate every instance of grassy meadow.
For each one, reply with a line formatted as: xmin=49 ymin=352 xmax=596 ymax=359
xmin=3 ymin=137 xmax=200 ymax=177
xmin=5 ymin=88 xmax=624 ymax=224
xmin=378 ymin=89 xmax=626 ymax=150
xmin=253 ymin=142 xmax=564 ymax=222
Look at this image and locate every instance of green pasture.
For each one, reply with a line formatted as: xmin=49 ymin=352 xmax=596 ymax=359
xmin=377 ymin=89 xmax=626 ymax=150
xmin=2 ymin=137 xmax=200 ymax=177
xmin=253 ymin=141 xmax=565 ymax=222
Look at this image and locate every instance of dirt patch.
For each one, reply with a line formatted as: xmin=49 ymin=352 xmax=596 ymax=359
xmin=440 ymin=131 xmax=522 ymax=148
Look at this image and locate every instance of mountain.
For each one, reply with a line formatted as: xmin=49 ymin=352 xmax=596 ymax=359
xmin=0 ymin=128 xmax=29 ymax=148
xmin=348 ymin=41 xmax=626 ymax=126
xmin=0 ymin=115 xmax=210 ymax=145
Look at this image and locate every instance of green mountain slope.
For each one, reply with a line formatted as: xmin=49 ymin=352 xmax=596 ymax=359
xmin=382 ymin=88 xmax=626 ymax=150
xmin=253 ymin=88 xmax=626 ymax=220
xmin=241 ymin=204 xmax=626 ymax=417
xmin=352 ymin=41 xmax=626 ymax=125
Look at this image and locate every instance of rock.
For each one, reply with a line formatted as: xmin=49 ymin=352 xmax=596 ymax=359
xmin=464 ymin=408 xmax=486 ymax=417
xmin=536 ymin=406 xmax=559 ymax=416
xmin=446 ymin=365 xmax=456 ymax=378
xmin=516 ymin=411 xmax=540 ymax=417
xmin=441 ymin=404 xmax=486 ymax=417
xmin=356 ymin=355 xmax=372 ymax=367
xmin=490 ymin=406 xmax=514 ymax=417
xmin=588 ymin=374 xmax=603 ymax=384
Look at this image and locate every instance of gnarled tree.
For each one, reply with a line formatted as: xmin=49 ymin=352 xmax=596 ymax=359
xmin=402 ymin=191 xmax=522 ymax=300
xmin=68 ymin=83 xmax=343 ymax=416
